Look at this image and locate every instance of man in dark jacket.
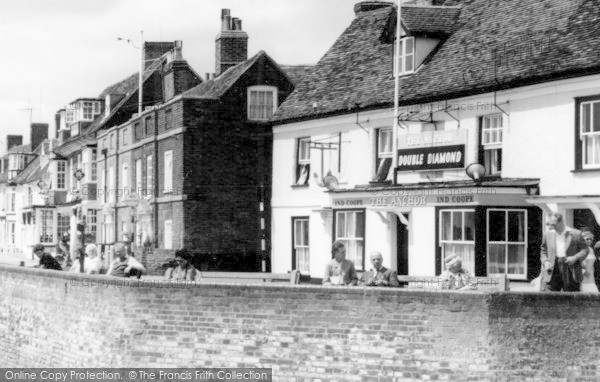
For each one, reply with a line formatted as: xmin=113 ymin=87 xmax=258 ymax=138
xmin=33 ymin=244 xmax=62 ymax=271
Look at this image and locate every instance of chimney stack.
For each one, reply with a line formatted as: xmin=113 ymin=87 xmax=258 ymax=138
xmin=31 ymin=123 xmax=49 ymax=152
xmin=215 ymin=8 xmax=248 ymax=77
xmin=7 ymin=135 xmax=23 ymax=152
xmin=144 ymin=41 xmax=176 ymax=69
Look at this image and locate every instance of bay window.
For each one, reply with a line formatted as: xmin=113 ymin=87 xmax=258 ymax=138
xmin=487 ymin=209 xmax=527 ymax=279
xmin=335 ymin=210 xmax=365 ymax=271
xmin=439 ymin=209 xmax=475 ymax=275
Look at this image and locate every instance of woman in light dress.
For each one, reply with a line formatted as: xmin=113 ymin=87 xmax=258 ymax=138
xmin=581 ymin=232 xmax=599 ymax=292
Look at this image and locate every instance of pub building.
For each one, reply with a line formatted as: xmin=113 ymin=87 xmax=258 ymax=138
xmin=269 ymin=0 xmax=600 ymax=284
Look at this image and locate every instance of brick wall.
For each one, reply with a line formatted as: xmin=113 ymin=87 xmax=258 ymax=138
xmin=1 ymin=265 xmax=599 ymax=380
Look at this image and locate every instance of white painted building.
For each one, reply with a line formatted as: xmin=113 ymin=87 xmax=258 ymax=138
xmin=270 ymin=0 xmax=600 ymax=282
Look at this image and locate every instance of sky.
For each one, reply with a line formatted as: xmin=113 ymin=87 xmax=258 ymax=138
xmin=0 ymin=0 xmax=360 ymax=155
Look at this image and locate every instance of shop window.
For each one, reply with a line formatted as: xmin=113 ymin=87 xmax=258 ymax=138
xmin=487 ymin=209 xmax=527 ymax=279
xmin=393 ymin=37 xmax=415 ymax=76
xmin=295 ymin=138 xmax=311 ymax=186
xmin=248 ymin=86 xmax=277 ymax=121
xmin=57 ymin=213 xmax=70 ymax=238
xmin=164 ymin=219 xmax=173 ymax=249
xmin=292 ymin=217 xmax=310 ymax=274
xmin=439 ymin=209 xmax=475 ymax=275
xmin=335 ymin=210 xmax=365 ymax=271
xmin=374 ymin=128 xmax=393 ymax=181
xmin=579 ymin=99 xmax=600 ymax=168
xmin=479 ymin=114 xmax=503 ymax=175
xmin=40 ymin=210 xmax=54 ymax=243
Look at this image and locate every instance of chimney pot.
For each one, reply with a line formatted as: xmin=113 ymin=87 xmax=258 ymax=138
xmin=222 ymin=15 xmax=232 ymax=31
xmin=172 ymin=40 xmax=183 ymax=61
xmin=232 ymin=18 xmax=242 ymax=30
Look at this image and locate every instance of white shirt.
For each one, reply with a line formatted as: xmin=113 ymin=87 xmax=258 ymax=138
xmin=555 ymin=227 xmax=571 ymax=258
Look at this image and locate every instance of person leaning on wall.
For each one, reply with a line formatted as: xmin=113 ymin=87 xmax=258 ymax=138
xmin=359 ymin=251 xmax=400 ymax=287
xmin=322 ymin=240 xmax=358 ymax=286
xmin=164 ymin=249 xmax=198 ymax=281
xmin=33 ymin=244 xmax=62 ymax=271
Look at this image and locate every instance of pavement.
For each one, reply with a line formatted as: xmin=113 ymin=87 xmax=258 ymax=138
xmin=0 ymin=251 xmax=37 ymax=267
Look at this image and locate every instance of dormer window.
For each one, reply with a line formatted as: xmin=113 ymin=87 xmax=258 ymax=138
xmin=393 ymin=37 xmax=415 ymax=76
xmin=66 ymin=100 xmax=102 ymax=125
xmin=248 ymin=86 xmax=278 ymax=121
xmin=83 ymin=102 xmax=94 ymax=120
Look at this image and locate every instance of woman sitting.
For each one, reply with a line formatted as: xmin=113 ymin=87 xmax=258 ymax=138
xmin=164 ymin=249 xmax=198 ymax=282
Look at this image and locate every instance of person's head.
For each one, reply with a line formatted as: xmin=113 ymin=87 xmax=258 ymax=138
xmin=85 ymin=244 xmax=99 ymax=258
xmin=445 ymin=253 xmax=463 ymax=273
xmin=546 ymin=213 xmax=565 ymax=233
xmin=582 ymin=231 xmax=594 ymax=247
xmin=174 ymin=249 xmax=194 ymax=267
xmin=331 ymin=240 xmax=346 ymax=262
xmin=370 ymin=251 xmax=384 ymax=271
xmin=33 ymin=244 xmax=45 ymax=258
xmin=113 ymin=242 xmax=127 ymax=260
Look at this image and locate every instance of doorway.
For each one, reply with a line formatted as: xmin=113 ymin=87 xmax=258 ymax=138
xmin=396 ymin=214 xmax=409 ymax=275
xmin=573 ymin=209 xmax=600 ymax=240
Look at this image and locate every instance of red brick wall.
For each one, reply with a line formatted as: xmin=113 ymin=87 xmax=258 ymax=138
xmin=2 ymin=265 xmax=600 ymax=380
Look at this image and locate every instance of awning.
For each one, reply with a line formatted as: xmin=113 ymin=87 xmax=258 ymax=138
xmin=524 ymin=195 xmax=600 ymax=224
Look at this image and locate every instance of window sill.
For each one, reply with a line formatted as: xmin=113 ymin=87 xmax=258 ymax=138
xmin=291 ymin=184 xmax=309 ymax=189
xmin=571 ymin=168 xmax=600 ymax=173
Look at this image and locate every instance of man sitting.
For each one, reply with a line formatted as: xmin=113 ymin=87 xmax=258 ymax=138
xmin=359 ymin=251 xmax=400 ymax=287
xmin=105 ymin=242 xmax=145 ymax=278
xmin=438 ymin=254 xmax=477 ymax=290
xmin=33 ymin=244 xmax=62 ymax=271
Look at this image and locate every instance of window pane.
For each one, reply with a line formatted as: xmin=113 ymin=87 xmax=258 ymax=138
xmin=405 ymin=38 xmax=414 ymax=54
xmin=302 ymin=220 xmax=309 ymax=245
xmin=582 ymin=103 xmax=591 ymax=133
xmin=464 ymin=211 xmax=475 ymax=240
xmin=336 ymin=212 xmax=346 ymax=238
xmin=488 ymin=244 xmax=506 ymax=274
xmin=488 ymin=210 xmax=506 ymax=241
xmin=347 ymin=212 xmax=356 ymax=238
xmin=508 ymin=211 xmax=525 ymax=242
xmin=404 ymin=54 xmax=414 ymax=72
xmin=294 ymin=220 xmax=302 ymax=247
xmin=594 ymin=103 xmax=600 ymax=132
xmin=355 ymin=212 xmax=365 ymax=238
xmin=441 ymin=211 xmax=451 ymax=240
xmin=452 ymin=211 xmax=462 ymax=240
xmin=507 ymin=244 xmax=526 ymax=275
xmin=442 ymin=243 xmax=475 ymax=274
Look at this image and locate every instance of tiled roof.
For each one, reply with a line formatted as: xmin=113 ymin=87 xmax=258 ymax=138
xmin=98 ymin=73 xmax=138 ymax=100
xmin=53 ymin=135 xmax=96 ymax=158
xmin=280 ymin=65 xmax=314 ymax=86
xmin=274 ymin=0 xmax=600 ymax=122
xmin=401 ymin=4 xmax=462 ymax=36
xmin=182 ymin=52 xmax=265 ymax=99
xmin=6 ymin=143 xmax=32 ymax=155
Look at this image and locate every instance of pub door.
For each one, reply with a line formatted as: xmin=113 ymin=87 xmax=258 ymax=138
xmin=396 ymin=214 xmax=409 ymax=275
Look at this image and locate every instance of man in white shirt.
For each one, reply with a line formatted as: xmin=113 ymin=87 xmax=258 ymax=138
xmin=540 ymin=213 xmax=588 ymax=291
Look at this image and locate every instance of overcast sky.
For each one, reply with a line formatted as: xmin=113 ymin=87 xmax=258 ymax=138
xmin=0 ymin=0 xmax=360 ymax=155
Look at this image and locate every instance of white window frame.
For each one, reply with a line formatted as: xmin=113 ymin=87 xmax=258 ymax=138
xmin=86 ymin=209 xmax=97 ymax=242
xmin=292 ymin=217 xmax=310 ymax=275
xmin=122 ymin=163 xmax=129 ymax=195
xmin=164 ymin=151 xmax=173 ymax=193
xmin=6 ymin=191 xmax=15 ymax=213
xmin=146 ymin=155 xmax=153 ymax=197
xmin=486 ymin=209 xmax=528 ymax=280
xmin=481 ymin=114 xmax=503 ymax=175
xmin=374 ymin=128 xmax=393 ymax=181
xmin=439 ymin=209 xmax=476 ymax=275
xmin=83 ymin=101 xmax=93 ymax=120
xmin=580 ymin=100 xmax=600 ymax=168
xmin=135 ymin=159 xmax=143 ymax=196
xmin=335 ymin=210 xmax=365 ymax=271
xmin=295 ymin=137 xmax=311 ymax=186
xmin=247 ymin=85 xmax=278 ymax=121
xmin=393 ymin=36 xmax=415 ymax=76
xmin=91 ymin=149 xmax=97 ymax=182
xmin=55 ymin=160 xmax=66 ymax=190
xmin=40 ymin=209 xmax=54 ymax=244
xmin=8 ymin=222 xmax=15 ymax=245
xmin=57 ymin=213 xmax=70 ymax=239
xmin=164 ymin=219 xmax=173 ymax=249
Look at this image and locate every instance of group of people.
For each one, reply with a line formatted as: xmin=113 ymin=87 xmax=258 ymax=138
xmin=33 ymin=242 xmax=146 ymax=278
xmin=322 ymin=240 xmax=476 ymax=290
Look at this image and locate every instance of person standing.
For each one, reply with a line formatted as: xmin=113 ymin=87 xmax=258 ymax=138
xmin=580 ymin=230 xmax=599 ymax=292
xmin=540 ymin=213 xmax=588 ymax=292
xmin=323 ymin=241 xmax=358 ymax=286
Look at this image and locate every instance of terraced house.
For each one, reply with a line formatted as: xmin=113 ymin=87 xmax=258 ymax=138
xmin=0 ymin=124 xmax=55 ymax=257
xmin=271 ymin=0 xmax=600 ymax=284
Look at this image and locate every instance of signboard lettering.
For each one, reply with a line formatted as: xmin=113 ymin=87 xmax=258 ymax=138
xmin=396 ymin=145 xmax=465 ymax=171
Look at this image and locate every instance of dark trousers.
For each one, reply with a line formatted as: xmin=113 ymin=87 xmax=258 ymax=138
xmin=547 ymin=257 xmax=581 ymax=292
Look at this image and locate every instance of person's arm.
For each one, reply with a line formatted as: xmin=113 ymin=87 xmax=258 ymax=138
xmin=574 ymin=233 xmax=591 ymax=262
xmin=540 ymin=233 xmax=550 ymax=269
xmin=105 ymin=260 xmax=115 ymax=277
xmin=164 ymin=267 xmax=174 ymax=280
xmin=388 ymin=270 xmax=400 ymax=287
xmin=348 ymin=263 xmax=358 ymax=286
xmin=125 ymin=256 xmax=146 ymax=273
xmin=322 ymin=262 xmax=332 ymax=285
